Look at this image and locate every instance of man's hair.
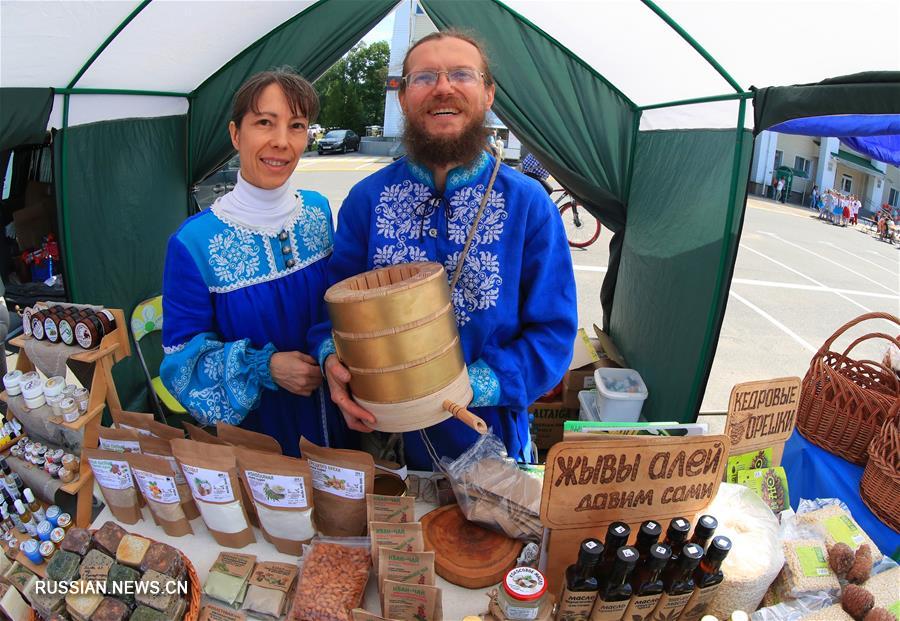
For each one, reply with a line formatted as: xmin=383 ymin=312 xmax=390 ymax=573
xmin=231 ymin=68 xmax=319 ymax=128
xmin=400 ymin=29 xmax=494 ymax=92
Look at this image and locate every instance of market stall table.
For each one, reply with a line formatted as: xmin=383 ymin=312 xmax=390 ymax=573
xmin=90 ymin=495 xmax=493 ymax=620
xmin=782 ymin=431 xmax=899 ymax=560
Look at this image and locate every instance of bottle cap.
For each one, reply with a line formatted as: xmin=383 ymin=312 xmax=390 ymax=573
xmin=616 ymin=545 xmax=639 ymax=569
xmin=693 ymin=515 xmax=718 ymax=541
xmin=666 ymin=517 xmax=691 ymax=543
xmin=605 ymin=521 xmax=631 ymax=549
xmin=648 ymin=543 xmax=673 ymax=569
xmin=678 ymin=543 xmax=704 ymax=570
xmin=24 ymin=488 xmax=35 ymax=504
xmin=14 ymin=499 xmax=25 ymax=514
xmin=578 ymin=538 xmax=604 ymax=569
xmin=706 ymin=536 xmax=732 ymax=562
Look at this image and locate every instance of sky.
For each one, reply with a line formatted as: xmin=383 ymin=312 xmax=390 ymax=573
xmin=360 ymin=4 xmax=398 ymax=46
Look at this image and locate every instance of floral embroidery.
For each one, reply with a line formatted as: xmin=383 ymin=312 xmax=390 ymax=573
xmin=202 ymin=350 xmax=224 ymax=382
xmin=208 ymin=228 xmax=261 ymax=284
xmin=445 ymin=250 xmax=503 ymax=326
xmin=469 ymin=360 xmax=501 ymax=407
xmin=297 ymin=201 xmax=331 ymax=253
xmin=225 ymin=341 xmax=259 ymax=412
xmin=446 ymin=151 xmax=490 ymax=192
xmin=317 ymin=338 xmax=337 ymax=368
xmin=374 ymin=181 xmax=432 ymax=244
xmin=185 ymin=385 xmax=232 ymax=426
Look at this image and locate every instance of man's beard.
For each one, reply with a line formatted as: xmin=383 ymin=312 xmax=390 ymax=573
xmin=402 ymin=108 xmax=489 ymax=169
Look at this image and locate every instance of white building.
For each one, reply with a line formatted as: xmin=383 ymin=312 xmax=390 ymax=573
xmin=750 ymin=131 xmax=899 ymax=216
xmin=383 ymin=1 xmax=435 ymax=138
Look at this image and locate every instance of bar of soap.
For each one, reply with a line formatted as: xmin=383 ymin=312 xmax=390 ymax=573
xmin=4 ymin=561 xmax=38 ymax=592
xmin=162 ymin=596 xmax=187 ymax=621
xmin=136 ymin=569 xmax=176 ymax=612
xmin=80 ymin=549 xmax=115 ymax=583
xmin=116 ymin=535 xmax=151 ymax=569
xmin=62 ymin=527 xmax=93 ymax=556
xmin=107 ymin=563 xmax=141 ymax=606
xmin=129 ymin=605 xmax=168 ymax=621
xmin=65 ymin=580 xmax=104 ymax=621
xmin=91 ymin=597 xmax=131 ymax=621
xmin=92 ymin=521 xmax=128 ymax=556
xmin=48 ymin=550 xmax=82 ymax=582
xmin=26 ymin=579 xmax=66 ymax=616
xmin=140 ymin=542 xmax=185 ymax=580
xmin=199 ymin=604 xmax=247 ymax=621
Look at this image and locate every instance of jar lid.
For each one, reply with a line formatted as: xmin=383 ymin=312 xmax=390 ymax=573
xmin=21 ymin=540 xmax=38 ymax=554
xmin=50 ymin=527 xmax=65 ymax=543
xmin=503 ymin=567 xmax=547 ymax=602
xmin=46 ymin=505 xmax=61 ymax=518
xmin=3 ymin=371 xmax=23 ymax=385
xmin=37 ymin=520 xmax=52 ymax=534
xmin=39 ymin=540 xmax=55 ymax=556
xmin=60 ymin=397 xmax=77 ymax=411
xmin=57 ymin=513 xmax=71 ymax=527
xmin=43 ymin=376 xmax=66 ymax=397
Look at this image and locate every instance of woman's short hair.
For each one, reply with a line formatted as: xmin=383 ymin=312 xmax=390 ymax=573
xmin=231 ymin=68 xmax=319 ymax=127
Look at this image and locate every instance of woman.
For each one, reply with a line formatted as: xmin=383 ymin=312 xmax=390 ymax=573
xmin=160 ymin=69 xmax=343 ymax=455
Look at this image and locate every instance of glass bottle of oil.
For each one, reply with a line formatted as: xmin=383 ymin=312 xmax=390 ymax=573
xmin=622 ymin=543 xmax=672 ymax=621
xmin=597 ymin=521 xmax=631 ymax=581
xmin=678 ymin=536 xmax=732 ymax=621
xmin=635 ymin=520 xmax=663 ymax=561
xmin=649 ymin=542 xmax=703 ymax=621
xmin=589 ymin=546 xmax=638 ymax=620
xmin=664 ymin=517 xmax=691 ymax=562
xmin=556 ymin=538 xmax=604 ymax=621
xmin=689 ymin=515 xmax=718 ymax=551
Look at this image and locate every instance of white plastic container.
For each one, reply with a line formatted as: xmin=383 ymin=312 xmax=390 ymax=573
xmin=43 ymin=376 xmax=65 ymax=398
xmin=3 ymin=371 xmax=23 ymax=396
xmin=591 ymin=368 xmax=648 ymax=422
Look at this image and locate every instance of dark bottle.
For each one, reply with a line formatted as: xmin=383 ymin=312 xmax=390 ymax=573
xmin=555 ymin=538 xmax=604 ymax=621
xmin=664 ymin=517 xmax=692 ymax=562
xmin=689 ymin=515 xmax=718 ymax=551
xmin=622 ymin=543 xmax=672 ymax=621
xmin=650 ymin=543 xmax=704 ymax=621
xmin=597 ymin=521 xmax=631 ymax=580
xmin=590 ymin=546 xmax=638 ymax=620
xmin=635 ymin=520 xmax=663 ymax=561
xmin=679 ymin=536 xmax=732 ymax=621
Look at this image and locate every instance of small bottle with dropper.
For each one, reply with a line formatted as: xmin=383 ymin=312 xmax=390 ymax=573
xmin=14 ymin=499 xmax=37 ymax=537
xmin=589 ymin=546 xmax=638 ymax=620
xmin=23 ymin=488 xmax=45 ymax=523
xmin=649 ymin=542 xmax=704 ymax=621
xmin=555 ymin=538 xmax=604 ymax=621
xmin=622 ymin=542 xmax=672 ymax=621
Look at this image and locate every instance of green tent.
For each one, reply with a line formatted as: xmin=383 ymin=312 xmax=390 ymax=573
xmin=2 ymin=0 xmax=897 ymax=422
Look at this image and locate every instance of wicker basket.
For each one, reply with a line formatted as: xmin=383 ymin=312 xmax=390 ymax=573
xmin=860 ymin=409 xmax=900 ymax=533
xmin=796 ymin=312 xmax=900 ymax=464
xmin=30 ymin=532 xmax=202 ymax=621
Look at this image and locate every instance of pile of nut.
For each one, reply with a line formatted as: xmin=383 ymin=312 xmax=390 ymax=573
xmin=287 ymin=542 xmax=371 ymax=621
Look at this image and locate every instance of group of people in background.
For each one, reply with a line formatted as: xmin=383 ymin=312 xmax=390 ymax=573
xmin=809 ymin=185 xmax=861 ymax=226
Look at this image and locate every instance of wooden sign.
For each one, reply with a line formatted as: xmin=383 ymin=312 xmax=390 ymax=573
xmin=540 ymin=435 xmax=728 ymax=530
xmin=725 ymin=377 xmax=800 ymax=454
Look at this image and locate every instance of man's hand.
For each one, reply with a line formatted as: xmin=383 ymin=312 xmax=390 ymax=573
xmin=324 ymin=354 xmax=377 ymax=432
xmin=269 ymin=352 xmax=323 ymax=396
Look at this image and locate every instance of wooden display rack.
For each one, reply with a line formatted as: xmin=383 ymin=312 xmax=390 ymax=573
xmin=0 ymin=307 xmax=130 ymax=528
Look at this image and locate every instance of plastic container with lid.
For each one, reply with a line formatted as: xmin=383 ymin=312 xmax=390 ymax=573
xmin=43 ymin=376 xmax=66 ymax=398
xmin=3 ymin=371 xmax=23 ymax=396
xmin=590 ymin=368 xmax=648 ymax=423
xmin=498 ymin=567 xmax=548 ymax=620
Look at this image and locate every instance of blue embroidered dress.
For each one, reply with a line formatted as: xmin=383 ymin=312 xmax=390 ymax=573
xmin=309 ymin=152 xmax=577 ymax=469
xmin=160 ymin=189 xmax=342 ymax=455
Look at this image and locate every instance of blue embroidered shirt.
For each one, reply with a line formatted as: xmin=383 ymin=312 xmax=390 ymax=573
xmin=309 ymin=153 xmax=577 ymax=468
xmin=160 ymin=190 xmax=345 ymax=455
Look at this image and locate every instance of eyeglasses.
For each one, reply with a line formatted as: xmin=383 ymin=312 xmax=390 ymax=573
xmin=402 ymin=68 xmax=484 ymax=89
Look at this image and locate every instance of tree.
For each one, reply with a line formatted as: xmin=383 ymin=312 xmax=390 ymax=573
xmin=315 ymin=41 xmax=389 ymax=136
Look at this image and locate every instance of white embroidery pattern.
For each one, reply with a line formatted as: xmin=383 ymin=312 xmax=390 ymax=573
xmin=468 ymin=361 xmax=501 ymax=407
xmin=202 ymin=350 xmax=224 ymax=382
xmin=185 ymin=385 xmax=230 ymax=426
xmin=297 ymin=201 xmax=331 ymax=253
xmin=372 ymin=179 xmax=507 ymax=327
xmin=208 ymin=228 xmax=261 ymax=284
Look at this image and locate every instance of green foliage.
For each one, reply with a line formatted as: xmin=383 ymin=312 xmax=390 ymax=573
xmin=315 ymin=41 xmax=389 ymax=135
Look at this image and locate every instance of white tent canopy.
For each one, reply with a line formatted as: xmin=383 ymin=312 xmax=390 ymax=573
xmin=3 ymin=0 xmax=898 ymax=129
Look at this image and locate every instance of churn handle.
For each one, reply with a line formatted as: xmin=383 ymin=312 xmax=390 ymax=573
xmin=442 ymin=400 xmax=488 ymax=435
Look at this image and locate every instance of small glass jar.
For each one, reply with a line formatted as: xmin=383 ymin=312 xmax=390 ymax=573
xmin=62 ymin=454 xmax=79 ymax=473
xmin=74 ymin=387 xmax=90 ymax=413
xmin=60 ymin=398 xmax=79 ymax=423
xmin=50 ymin=527 xmax=65 ymax=544
xmin=63 ymin=384 xmax=77 ymax=400
xmin=498 ymin=567 xmax=548 ymax=620
xmin=39 ymin=540 xmax=55 ymax=559
xmin=37 ymin=520 xmax=52 ymax=541
xmin=48 ymin=464 xmax=60 ymax=478
xmin=56 ymin=513 xmax=72 ymax=530
xmin=46 ymin=394 xmax=63 ymax=419
xmin=45 ymin=505 xmax=61 ymax=527
xmin=59 ymin=467 xmax=74 ymax=483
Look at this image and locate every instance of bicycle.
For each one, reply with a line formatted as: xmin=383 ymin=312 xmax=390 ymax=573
xmin=551 ymin=187 xmax=602 ymax=249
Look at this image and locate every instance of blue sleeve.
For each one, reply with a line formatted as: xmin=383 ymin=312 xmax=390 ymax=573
xmin=470 ymin=193 xmax=577 ymax=409
xmin=307 ymin=183 xmax=373 ymax=368
xmin=160 ymin=235 xmax=278 ymax=426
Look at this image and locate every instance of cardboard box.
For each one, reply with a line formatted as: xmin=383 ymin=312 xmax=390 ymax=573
xmin=528 ymin=402 xmax=578 ymax=450
xmin=562 ymin=336 xmax=620 ymax=409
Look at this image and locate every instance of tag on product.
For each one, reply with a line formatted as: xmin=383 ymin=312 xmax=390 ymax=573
xmin=132 ymin=468 xmax=180 ymax=504
xmin=352 ymin=611 xmax=397 ymax=621
xmin=199 ymin=604 xmax=247 ymax=621
xmin=249 ymin=562 xmax=297 ymax=593
xmin=796 ymin=545 xmax=831 ymax=577
xmin=89 ymin=458 xmax=134 ymax=490
xmin=382 ymin=580 xmax=442 ymax=621
xmin=211 ymin=552 xmax=257 ymax=581
xmin=182 ymin=464 xmax=235 ymax=502
xmin=378 ymin=548 xmax=435 ymax=587
xmin=823 ymin=514 xmax=866 ymax=548
xmin=367 ymin=493 xmax=415 ymax=524
xmin=245 ymin=470 xmax=309 ymax=509
xmin=370 ymin=522 xmax=424 ymax=560
xmin=726 ymin=447 xmax=773 ymax=483
xmin=737 ymin=467 xmax=790 ymax=512
xmin=308 ymin=459 xmax=366 ymax=499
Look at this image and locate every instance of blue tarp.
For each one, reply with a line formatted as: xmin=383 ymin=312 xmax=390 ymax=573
xmin=769 ymin=114 xmax=900 ymax=167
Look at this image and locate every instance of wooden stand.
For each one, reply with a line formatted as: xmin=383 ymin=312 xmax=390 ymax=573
xmin=0 ymin=307 xmax=131 ymax=528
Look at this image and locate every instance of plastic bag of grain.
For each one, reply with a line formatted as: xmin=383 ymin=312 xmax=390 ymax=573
xmin=795 ymin=498 xmax=883 ymax=563
xmin=771 ymin=511 xmax=841 ymax=601
xmin=703 ymin=483 xmax=785 ymax=619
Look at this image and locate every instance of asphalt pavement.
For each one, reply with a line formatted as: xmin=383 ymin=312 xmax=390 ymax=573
xmin=293 ymin=153 xmax=900 ymax=414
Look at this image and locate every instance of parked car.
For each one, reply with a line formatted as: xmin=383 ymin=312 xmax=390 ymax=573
xmin=192 ymin=155 xmax=240 ymax=210
xmin=317 ymin=129 xmax=360 ymax=155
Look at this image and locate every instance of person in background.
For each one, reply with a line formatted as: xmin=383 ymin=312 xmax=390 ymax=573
xmin=160 ymin=69 xmax=345 ymax=455
xmin=809 ymin=184 xmax=819 ymax=210
xmin=520 ymin=151 xmax=552 ymax=194
xmin=833 ymin=191 xmax=845 ymax=225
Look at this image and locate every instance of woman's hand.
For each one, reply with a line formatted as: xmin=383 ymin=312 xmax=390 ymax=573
xmin=324 ymin=354 xmax=377 ymax=432
xmin=269 ymin=351 xmax=323 ymax=396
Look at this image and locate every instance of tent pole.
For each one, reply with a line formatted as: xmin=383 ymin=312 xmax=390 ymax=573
xmin=59 ymin=93 xmax=76 ymax=301
xmin=640 ymin=91 xmax=753 ymax=111
xmin=187 ymin=98 xmax=194 ymax=214
xmin=55 ymin=87 xmax=188 ymax=98
xmin=623 ymin=112 xmax=642 ymax=203
xmin=687 ymin=98 xmax=748 ymax=416
xmin=67 ymin=0 xmax=153 ymax=89
xmin=640 ymin=0 xmax=743 ymax=93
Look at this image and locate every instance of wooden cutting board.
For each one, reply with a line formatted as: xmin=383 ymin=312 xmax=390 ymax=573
xmin=421 ymin=504 xmax=523 ymax=589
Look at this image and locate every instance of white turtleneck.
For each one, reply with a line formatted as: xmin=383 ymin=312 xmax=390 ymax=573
xmin=212 ymin=171 xmax=299 ymax=235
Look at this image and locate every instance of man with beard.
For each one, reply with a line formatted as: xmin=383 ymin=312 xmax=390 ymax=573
xmin=309 ymin=31 xmax=577 ymax=468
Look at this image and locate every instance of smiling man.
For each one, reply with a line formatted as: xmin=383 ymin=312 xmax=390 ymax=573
xmin=310 ymin=31 xmax=577 ymax=468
